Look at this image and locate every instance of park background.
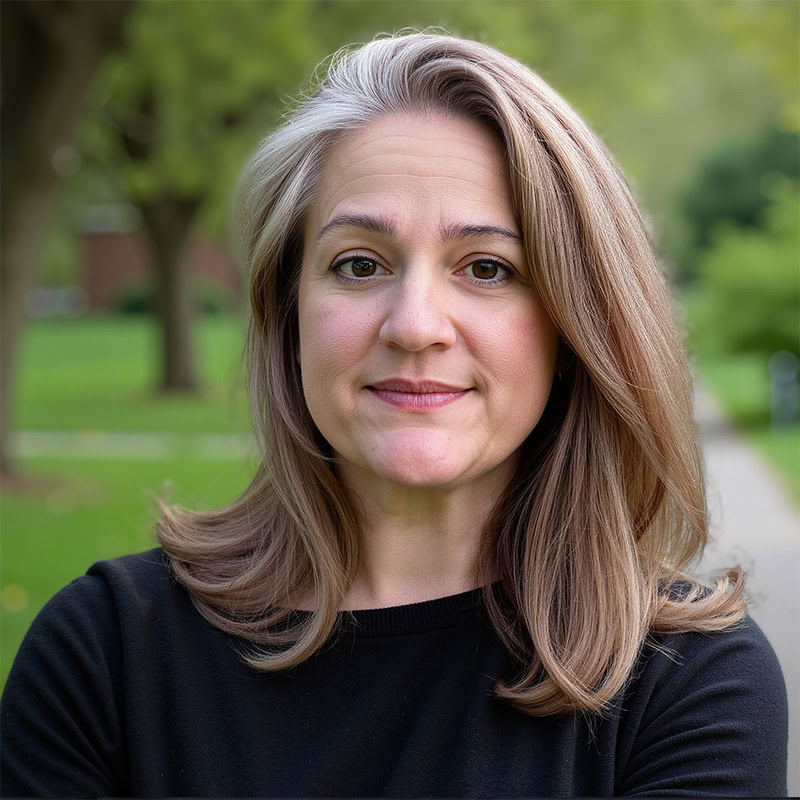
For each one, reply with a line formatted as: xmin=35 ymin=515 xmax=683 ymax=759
xmin=2 ymin=0 xmax=798 ymax=792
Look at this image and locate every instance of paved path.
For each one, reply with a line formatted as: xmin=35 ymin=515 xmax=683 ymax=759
xmin=693 ymin=383 xmax=799 ymax=795
xmin=12 ymin=387 xmax=799 ymax=791
xmin=13 ymin=431 xmax=257 ymax=461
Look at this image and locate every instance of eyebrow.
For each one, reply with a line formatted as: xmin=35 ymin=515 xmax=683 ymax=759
xmin=440 ymin=221 xmax=521 ymax=243
xmin=315 ymin=213 xmax=521 ymax=244
xmin=315 ymin=214 xmax=395 ymax=244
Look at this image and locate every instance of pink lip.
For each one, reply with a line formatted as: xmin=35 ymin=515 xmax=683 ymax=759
xmin=370 ymin=379 xmax=467 ymax=393
xmin=366 ymin=379 xmax=472 ymax=410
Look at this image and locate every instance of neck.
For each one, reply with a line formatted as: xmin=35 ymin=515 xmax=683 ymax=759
xmin=336 ymin=458 xmax=514 ymax=610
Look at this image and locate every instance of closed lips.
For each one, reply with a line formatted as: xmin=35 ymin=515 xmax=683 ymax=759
xmin=366 ymin=380 xmax=472 ymax=410
xmin=368 ymin=380 xmax=470 ymax=393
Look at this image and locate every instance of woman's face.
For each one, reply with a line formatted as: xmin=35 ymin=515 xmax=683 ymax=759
xmin=298 ymin=112 xmax=559 ymax=490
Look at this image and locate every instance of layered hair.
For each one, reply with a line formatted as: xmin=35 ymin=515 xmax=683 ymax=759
xmin=157 ymin=31 xmax=745 ymax=716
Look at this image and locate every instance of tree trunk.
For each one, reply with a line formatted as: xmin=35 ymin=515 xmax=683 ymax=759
xmin=0 ymin=0 xmax=133 ymax=480
xmin=140 ymin=196 xmax=202 ymax=392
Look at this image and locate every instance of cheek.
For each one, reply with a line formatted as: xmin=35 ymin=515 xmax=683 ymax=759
xmin=479 ymin=302 xmax=558 ymax=384
xmin=471 ymin=301 xmax=559 ymax=430
xmin=297 ymin=293 xmax=380 ymax=409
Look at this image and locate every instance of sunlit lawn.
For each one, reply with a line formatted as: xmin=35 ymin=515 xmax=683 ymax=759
xmin=3 ymin=315 xmax=255 ymax=689
xmin=1 ymin=455 xmax=256 ymax=687
xmin=12 ymin=315 xmax=251 ymax=432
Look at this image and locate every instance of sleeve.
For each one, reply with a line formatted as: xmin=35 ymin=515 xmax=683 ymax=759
xmin=618 ymin=616 xmax=788 ymax=797
xmin=0 ymin=573 xmax=126 ymax=797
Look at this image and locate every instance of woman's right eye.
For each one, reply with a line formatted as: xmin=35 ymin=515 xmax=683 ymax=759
xmin=331 ymin=256 xmax=386 ymax=281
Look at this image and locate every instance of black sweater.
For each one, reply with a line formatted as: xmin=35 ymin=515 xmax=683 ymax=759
xmin=0 ymin=549 xmax=788 ymax=797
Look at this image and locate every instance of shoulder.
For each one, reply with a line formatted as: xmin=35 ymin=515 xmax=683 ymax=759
xmin=639 ymin=582 xmax=786 ymax=706
xmin=642 ymin=613 xmax=783 ymax=684
xmin=38 ymin=547 xmax=177 ymax=617
xmin=1 ymin=549 xmax=182 ymax=794
xmin=84 ymin=547 xmax=178 ymax=610
xmin=617 ymin=616 xmax=788 ymax=796
xmin=3 ymin=547 xmax=205 ymax=724
xmin=13 ymin=548 xmax=190 ymax=666
xmin=635 ymin=606 xmax=786 ymax=716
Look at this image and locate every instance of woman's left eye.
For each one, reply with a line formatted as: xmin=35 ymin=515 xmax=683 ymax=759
xmin=462 ymin=259 xmax=514 ymax=284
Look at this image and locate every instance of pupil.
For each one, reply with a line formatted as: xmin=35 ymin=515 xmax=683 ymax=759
xmin=474 ymin=261 xmax=499 ymax=279
xmin=351 ymin=259 xmax=376 ymax=277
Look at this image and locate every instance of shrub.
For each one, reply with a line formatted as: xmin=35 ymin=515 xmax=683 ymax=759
xmin=113 ymin=279 xmax=233 ymax=315
xmin=114 ymin=282 xmax=155 ymax=314
xmin=680 ymin=123 xmax=799 ymax=280
xmin=693 ymin=179 xmax=799 ymax=356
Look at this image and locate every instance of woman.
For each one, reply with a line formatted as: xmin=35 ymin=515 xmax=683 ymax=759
xmin=1 ymin=32 xmax=787 ymax=797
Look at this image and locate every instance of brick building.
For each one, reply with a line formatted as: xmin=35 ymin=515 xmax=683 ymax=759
xmin=80 ymin=204 xmax=242 ymax=312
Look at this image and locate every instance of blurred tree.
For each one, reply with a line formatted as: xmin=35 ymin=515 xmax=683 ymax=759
xmin=40 ymin=0 xmax=795 ymax=397
xmin=692 ymin=179 xmax=799 ymax=357
xmin=0 ymin=0 xmax=133 ymax=481
xmin=680 ymin=122 xmax=800 ymax=280
xmin=78 ymin=0 xmax=318 ymax=391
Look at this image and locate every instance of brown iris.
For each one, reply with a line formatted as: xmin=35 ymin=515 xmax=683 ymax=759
xmin=351 ymin=258 xmax=377 ymax=277
xmin=472 ymin=261 xmax=499 ymax=280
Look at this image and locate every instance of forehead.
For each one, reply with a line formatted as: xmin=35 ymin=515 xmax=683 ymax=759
xmin=307 ymin=112 xmax=518 ymax=237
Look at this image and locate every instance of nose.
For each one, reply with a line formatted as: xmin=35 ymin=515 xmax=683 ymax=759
xmin=378 ymin=270 xmax=457 ymax=352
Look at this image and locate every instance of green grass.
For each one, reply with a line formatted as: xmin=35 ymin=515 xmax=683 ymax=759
xmin=3 ymin=316 xmax=259 ymax=689
xmin=12 ymin=315 xmax=251 ymax=433
xmin=1 ymin=455 xmax=256 ymax=688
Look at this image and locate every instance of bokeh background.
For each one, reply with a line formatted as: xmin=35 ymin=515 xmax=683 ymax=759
xmin=2 ymin=0 xmax=798 ymax=790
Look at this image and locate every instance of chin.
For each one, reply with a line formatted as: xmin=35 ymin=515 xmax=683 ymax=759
xmin=366 ymin=433 xmax=479 ymax=489
xmin=375 ymin=465 xmax=464 ymax=489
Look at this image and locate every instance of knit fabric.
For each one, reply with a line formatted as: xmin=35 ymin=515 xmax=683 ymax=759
xmin=0 ymin=549 xmax=788 ymax=797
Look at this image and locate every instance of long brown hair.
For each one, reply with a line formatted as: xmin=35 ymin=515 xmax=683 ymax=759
xmin=157 ymin=31 xmax=745 ymax=716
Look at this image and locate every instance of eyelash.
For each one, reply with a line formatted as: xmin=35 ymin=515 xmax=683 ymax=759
xmin=329 ymin=254 xmax=517 ymax=286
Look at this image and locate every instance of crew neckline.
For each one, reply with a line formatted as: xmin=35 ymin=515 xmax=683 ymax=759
xmin=334 ymin=584 xmax=491 ymax=638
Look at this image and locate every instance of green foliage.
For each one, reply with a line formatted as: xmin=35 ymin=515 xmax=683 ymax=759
xmin=711 ymin=0 xmax=800 ymax=130
xmin=113 ymin=279 xmax=235 ymax=316
xmin=691 ymin=179 xmax=799 ymax=356
xmin=306 ymin=1 xmax=796 ymax=266
xmin=680 ymin=122 xmax=800 ymax=276
xmin=114 ymin=282 xmax=154 ymax=314
xmin=79 ymin=0 xmax=319 ymax=233
xmin=194 ymin=281 xmax=234 ymax=316
xmin=70 ymin=0 xmax=795 ymax=254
